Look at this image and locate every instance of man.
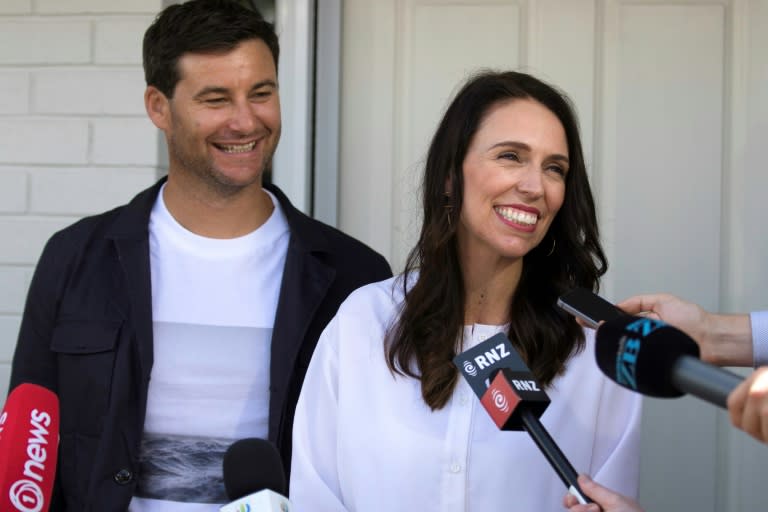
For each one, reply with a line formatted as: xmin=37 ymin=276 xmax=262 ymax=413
xmin=9 ymin=1 xmax=391 ymax=510
xmin=562 ymin=294 xmax=768 ymax=512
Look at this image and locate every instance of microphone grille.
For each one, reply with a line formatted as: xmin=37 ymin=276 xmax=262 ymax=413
xmin=222 ymin=438 xmax=287 ymax=500
xmin=595 ymin=316 xmax=699 ymax=398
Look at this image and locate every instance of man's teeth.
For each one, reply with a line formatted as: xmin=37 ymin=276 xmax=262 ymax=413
xmin=219 ymin=141 xmax=257 ymax=153
xmin=495 ymin=207 xmax=537 ymax=226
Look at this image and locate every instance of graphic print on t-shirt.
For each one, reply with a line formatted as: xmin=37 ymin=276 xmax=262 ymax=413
xmin=134 ymin=433 xmax=232 ymax=503
xmin=131 ymin=321 xmax=272 ymax=509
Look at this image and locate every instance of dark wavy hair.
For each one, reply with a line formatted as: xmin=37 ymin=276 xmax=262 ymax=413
xmin=142 ymin=0 xmax=279 ymax=98
xmin=385 ymin=70 xmax=607 ymax=410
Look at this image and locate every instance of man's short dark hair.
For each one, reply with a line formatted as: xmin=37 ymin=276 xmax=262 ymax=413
xmin=143 ymin=0 xmax=280 ymax=98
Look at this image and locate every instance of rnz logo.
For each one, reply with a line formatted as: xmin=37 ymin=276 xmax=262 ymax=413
xmin=491 ymin=388 xmax=509 ymax=413
xmin=462 ymin=360 xmax=478 ymax=377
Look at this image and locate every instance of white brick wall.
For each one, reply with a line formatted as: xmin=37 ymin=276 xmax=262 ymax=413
xmin=0 ymin=1 xmax=32 ymax=15
xmin=29 ymin=167 xmax=158 ymax=215
xmin=0 ymin=1 xmax=164 ymax=404
xmin=95 ymin=18 xmax=154 ymax=64
xmin=0 ymin=119 xmax=90 ymax=164
xmin=0 ymin=71 xmax=30 ymax=114
xmin=36 ymin=0 xmax=162 ymax=14
xmin=33 ymin=69 xmax=147 ymax=115
xmin=92 ymin=118 xmax=164 ymax=165
xmin=0 ymin=168 xmax=27 ymax=213
xmin=0 ymin=267 xmax=32 ymax=314
xmin=0 ymin=20 xmax=91 ymax=65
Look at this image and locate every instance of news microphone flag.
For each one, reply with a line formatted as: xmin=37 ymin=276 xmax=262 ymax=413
xmin=454 ymin=333 xmax=591 ymax=505
xmin=0 ymin=383 xmax=59 ymax=512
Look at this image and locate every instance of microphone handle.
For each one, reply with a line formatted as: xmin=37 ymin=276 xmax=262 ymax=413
xmin=671 ymin=356 xmax=743 ymax=409
xmin=520 ymin=408 xmax=592 ymax=505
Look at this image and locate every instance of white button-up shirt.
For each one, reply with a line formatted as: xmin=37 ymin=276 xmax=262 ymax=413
xmin=290 ymin=277 xmax=642 ymax=511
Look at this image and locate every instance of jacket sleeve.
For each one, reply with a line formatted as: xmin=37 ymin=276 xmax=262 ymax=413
xmin=9 ymin=231 xmax=73 ymax=393
xmin=289 ymin=316 xmax=350 ymax=512
xmin=9 ymin=231 xmax=74 ymax=511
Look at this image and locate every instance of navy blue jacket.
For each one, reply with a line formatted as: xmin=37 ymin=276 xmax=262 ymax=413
xmin=10 ymin=179 xmax=392 ymax=511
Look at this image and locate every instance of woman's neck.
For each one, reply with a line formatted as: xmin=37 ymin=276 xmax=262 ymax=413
xmin=462 ymin=255 xmax=523 ymax=326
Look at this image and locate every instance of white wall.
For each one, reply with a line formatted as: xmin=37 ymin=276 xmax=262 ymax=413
xmin=0 ymin=0 xmax=164 ymax=402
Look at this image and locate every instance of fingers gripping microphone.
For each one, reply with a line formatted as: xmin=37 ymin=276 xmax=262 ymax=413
xmin=595 ymin=316 xmax=744 ymax=408
xmin=454 ymin=333 xmax=592 ymax=505
xmin=220 ymin=438 xmax=292 ymax=512
xmin=0 ymin=383 xmax=59 ymax=512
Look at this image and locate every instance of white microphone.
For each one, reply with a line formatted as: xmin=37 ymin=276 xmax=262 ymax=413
xmin=219 ymin=438 xmax=292 ymax=512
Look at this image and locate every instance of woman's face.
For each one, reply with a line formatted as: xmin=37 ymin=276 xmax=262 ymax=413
xmin=457 ymin=98 xmax=569 ymax=263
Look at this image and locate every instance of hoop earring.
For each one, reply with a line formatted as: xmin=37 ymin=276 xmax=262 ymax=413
xmin=546 ymin=237 xmax=556 ymax=257
xmin=444 ymin=205 xmax=453 ymax=229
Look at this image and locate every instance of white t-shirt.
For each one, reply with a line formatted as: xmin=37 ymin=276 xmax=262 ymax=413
xmin=129 ymin=186 xmax=290 ymax=511
xmin=290 ymin=276 xmax=642 ymax=512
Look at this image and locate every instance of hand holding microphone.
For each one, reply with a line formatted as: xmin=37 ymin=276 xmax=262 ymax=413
xmin=562 ymin=474 xmax=645 ymax=512
xmin=594 ymin=315 xmax=743 ymax=408
xmin=727 ymin=366 xmax=768 ymax=444
xmin=557 ymin=288 xmax=745 ymax=409
xmin=454 ymin=333 xmax=592 ymax=505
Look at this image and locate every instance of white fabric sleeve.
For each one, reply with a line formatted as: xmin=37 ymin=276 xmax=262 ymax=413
xmin=750 ymin=311 xmax=768 ymax=367
xmin=588 ymin=376 xmax=643 ymax=499
xmin=289 ymin=317 xmax=349 ymax=512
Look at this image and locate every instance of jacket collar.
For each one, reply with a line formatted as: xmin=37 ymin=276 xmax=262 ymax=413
xmin=106 ymin=177 xmax=336 ymax=387
xmin=107 ymin=177 xmax=331 ymax=256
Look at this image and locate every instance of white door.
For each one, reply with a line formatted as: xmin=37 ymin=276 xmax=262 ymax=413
xmin=338 ymin=1 xmax=768 ymax=510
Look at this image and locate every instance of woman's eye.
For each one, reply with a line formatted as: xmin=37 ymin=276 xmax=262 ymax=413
xmin=499 ymin=152 xmax=520 ymax=161
xmin=547 ymin=165 xmax=567 ymax=176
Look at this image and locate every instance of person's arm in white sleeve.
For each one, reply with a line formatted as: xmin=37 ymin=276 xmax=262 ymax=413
xmin=289 ymin=317 xmax=349 ymax=512
xmin=750 ymin=311 xmax=768 ymax=367
xmin=587 ymin=362 xmax=643 ymax=499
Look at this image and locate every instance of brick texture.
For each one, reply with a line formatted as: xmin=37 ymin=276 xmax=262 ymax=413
xmin=0 ymin=2 xmax=165 ymax=380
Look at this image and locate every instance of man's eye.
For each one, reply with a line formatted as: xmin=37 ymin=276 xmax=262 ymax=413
xmin=252 ymin=90 xmax=272 ymax=99
xmin=205 ymin=97 xmax=227 ymax=104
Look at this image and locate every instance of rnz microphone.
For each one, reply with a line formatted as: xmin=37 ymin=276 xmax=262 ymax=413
xmin=595 ymin=315 xmax=744 ymax=408
xmin=454 ymin=333 xmax=591 ymax=505
xmin=220 ymin=438 xmax=292 ymax=512
xmin=0 ymin=383 xmax=59 ymax=512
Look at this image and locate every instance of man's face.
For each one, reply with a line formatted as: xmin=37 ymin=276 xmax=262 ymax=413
xmin=147 ymin=39 xmax=281 ymax=196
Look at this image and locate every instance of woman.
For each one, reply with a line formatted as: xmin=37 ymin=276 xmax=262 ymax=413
xmin=289 ymin=71 xmax=641 ymax=511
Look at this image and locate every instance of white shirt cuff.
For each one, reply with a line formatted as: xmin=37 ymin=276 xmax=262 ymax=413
xmin=750 ymin=311 xmax=768 ymax=367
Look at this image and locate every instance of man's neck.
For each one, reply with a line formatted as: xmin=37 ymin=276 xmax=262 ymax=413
xmin=162 ymin=175 xmax=275 ymax=239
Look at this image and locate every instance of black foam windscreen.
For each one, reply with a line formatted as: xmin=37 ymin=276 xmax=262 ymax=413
xmin=222 ymin=438 xmax=287 ymax=500
xmin=594 ymin=315 xmax=700 ymax=398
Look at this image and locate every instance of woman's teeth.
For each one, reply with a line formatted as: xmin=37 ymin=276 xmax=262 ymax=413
xmin=495 ymin=206 xmax=537 ymax=226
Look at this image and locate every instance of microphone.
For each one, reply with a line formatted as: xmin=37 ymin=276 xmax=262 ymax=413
xmin=220 ymin=438 xmax=292 ymax=512
xmin=595 ymin=315 xmax=744 ymax=408
xmin=454 ymin=333 xmax=592 ymax=505
xmin=0 ymin=383 xmax=59 ymax=512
